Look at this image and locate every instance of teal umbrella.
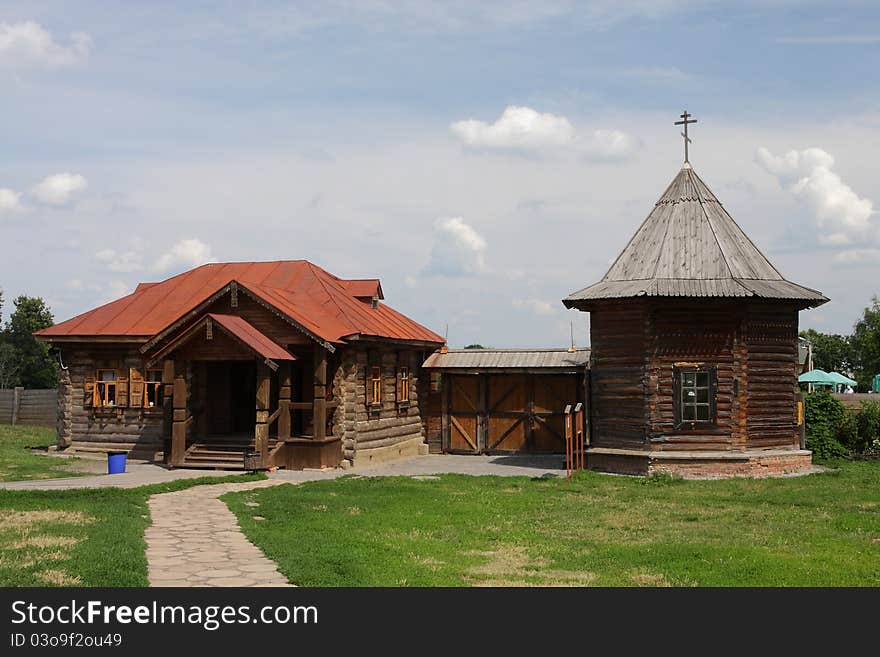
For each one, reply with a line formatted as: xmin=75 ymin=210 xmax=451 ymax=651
xmin=827 ymin=371 xmax=857 ymax=386
xmin=798 ymin=369 xmax=835 ymax=386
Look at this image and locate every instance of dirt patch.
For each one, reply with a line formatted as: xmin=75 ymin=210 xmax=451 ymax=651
xmin=464 ymin=546 xmax=596 ymax=587
xmin=38 ymin=569 xmax=82 ymax=586
xmin=629 ymin=570 xmax=671 ymax=587
xmin=9 ymin=535 xmax=80 ymax=549
xmin=0 ymin=510 xmax=95 ymax=531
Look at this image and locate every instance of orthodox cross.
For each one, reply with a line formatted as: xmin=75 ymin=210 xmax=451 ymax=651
xmin=674 ymin=110 xmax=697 ymax=163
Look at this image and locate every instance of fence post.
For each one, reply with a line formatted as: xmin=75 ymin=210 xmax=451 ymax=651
xmin=11 ymin=386 xmax=23 ymax=426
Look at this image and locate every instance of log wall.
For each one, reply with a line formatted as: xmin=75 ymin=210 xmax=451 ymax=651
xmin=334 ymin=346 xmax=425 ymax=465
xmin=55 ymin=343 xmax=165 ymax=455
xmin=588 ymin=299 xmax=803 ymax=453
xmin=589 ymin=302 xmax=649 ymax=447
xmin=743 ymin=303 xmax=800 ymax=448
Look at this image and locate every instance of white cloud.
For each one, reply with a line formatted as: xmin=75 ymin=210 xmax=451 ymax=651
xmin=756 ymin=146 xmax=877 ymax=247
xmin=154 ymin=238 xmax=216 ymax=273
xmin=0 ymin=21 xmax=91 ymax=70
xmin=450 ymin=105 xmax=638 ymax=160
xmin=30 ymin=173 xmax=88 ymax=205
xmin=450 ymin=106 xmax=575 ymax=153
xmin=0 ymin=188 xmax=24 ymax=213
xmin=422 ymin=217 xmax=488 ymax=276
xmin=583 ymin=129 xmax=639 ymax=160
xmin=831 ymin=248 xmax=880 ymax=265
xmin=95 ymin=248 xmax=145 ymax=272
xmin=512 ymin=298 xmax=555 ymax=315
xmin=64 ymin=279 xmax=84 ymax=291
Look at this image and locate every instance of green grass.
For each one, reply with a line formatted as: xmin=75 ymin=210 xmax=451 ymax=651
xmin=0 ymin=473 xmax=265 ymax=587
xmin=0 ymin=424 xmax=91 ymax=482
xmin=224 ymin=462 xmax=880 ymax=586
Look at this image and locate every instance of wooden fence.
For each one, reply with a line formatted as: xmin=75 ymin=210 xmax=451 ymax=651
xmin=0 ymin=388 xmax=57 ymax=427
xmin=832 ymin=393 xmax=880 ymax=411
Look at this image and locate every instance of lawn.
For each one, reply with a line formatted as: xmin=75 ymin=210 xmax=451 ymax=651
xmin=224 ymin=462 xmax=880 ymax=586
xmin=0 ymin=473 xmax=265 ymax=587
xmin=0 ymin=424 xmax=92 ymax=482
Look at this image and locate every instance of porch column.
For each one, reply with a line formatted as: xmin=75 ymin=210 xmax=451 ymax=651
xmin=313 ymin=345 xmax=327 ymax=440
xmin=255 ymin=362 xmax=271 ymax=464
xmin=278 ymin=362 xmax=291 ymax=440
xmin=171 ymin=359 xmax=188 ymax=466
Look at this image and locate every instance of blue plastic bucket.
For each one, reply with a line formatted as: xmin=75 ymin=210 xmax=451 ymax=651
xmin=107 ymin=451 xmax=127 ymax=474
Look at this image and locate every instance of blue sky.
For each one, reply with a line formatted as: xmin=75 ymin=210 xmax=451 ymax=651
xmin=1 ymin=1 xmax=878 ymax=346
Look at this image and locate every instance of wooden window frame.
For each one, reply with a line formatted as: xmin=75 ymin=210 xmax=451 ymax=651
xmin=673 ymin=364 xmax=717 ymax=429
xmin=144 ymin=369 xmax=164 ymax=409
xmin=95 ymin=369 xmax=118 ymax=408
xmin=370 ymin=365 xmax=383 ymax=407
xmin=397 ymin=365 xmax=410 ymax=405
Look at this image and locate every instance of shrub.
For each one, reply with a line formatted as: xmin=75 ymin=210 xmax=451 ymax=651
xmin=805 ymin=426 xmax=849 ymax=460
xmin=856 ymin=401 xmax=880 ymax=453
xmin=804 ymin=391 xmax=846 ymax=435
xmin=837 ymin=411 xmax=860 ymax=450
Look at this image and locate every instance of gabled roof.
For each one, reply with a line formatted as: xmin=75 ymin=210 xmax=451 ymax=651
xmin=37 ymin=260 xmax=444 ymax=345
xmin=563 ymin=164 xmax=828 ymax=308
xmin=148 ymin=314 xmax=296 ymax=368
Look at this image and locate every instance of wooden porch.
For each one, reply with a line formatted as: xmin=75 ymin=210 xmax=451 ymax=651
xmin=159 ymin=331 xmax=342 ymax=470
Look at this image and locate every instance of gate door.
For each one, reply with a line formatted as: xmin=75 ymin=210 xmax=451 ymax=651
xmin=486 ymin=374 xmax=529 ymax=452
xmin=532 ymin=374 xmax=579 ymax=452
xmin=447 ymin=375 xmax=481 ymax=453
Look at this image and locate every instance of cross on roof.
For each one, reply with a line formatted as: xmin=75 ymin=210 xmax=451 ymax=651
xmin=674 ymin=110 xmax=697 ymax=163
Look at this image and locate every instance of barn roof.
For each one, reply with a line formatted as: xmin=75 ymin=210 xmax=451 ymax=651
xmin=37 ymin=260 xmax=444 ymax=346
xmin=423 ymin=348 xmax=590 ymax=370
xmin=563 ymin=163 xmax=828 ymax=308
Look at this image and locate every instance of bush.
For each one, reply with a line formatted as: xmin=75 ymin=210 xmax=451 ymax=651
xmin=804 ymin=391 xmax=845 ymax=435
xmin=856 ymin=401 xmax=880 ymax=453
xmin=806 ymin=427 xmax=849 ymax=460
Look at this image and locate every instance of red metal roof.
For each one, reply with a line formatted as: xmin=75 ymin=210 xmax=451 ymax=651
xmin=208 ymin=314 xmax=296 ymax=362
xmin=37 ymin=261 xmax=444 ymax=345
xmin=148 ymin=313 xmax=297 ymax=364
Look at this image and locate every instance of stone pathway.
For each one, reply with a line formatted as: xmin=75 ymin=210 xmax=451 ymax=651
xmin=145 ymin=479 xmax=292 ymax=587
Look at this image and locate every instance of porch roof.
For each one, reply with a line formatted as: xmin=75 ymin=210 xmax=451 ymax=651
xmin=147 ymin=313 xmax=296 ymax=367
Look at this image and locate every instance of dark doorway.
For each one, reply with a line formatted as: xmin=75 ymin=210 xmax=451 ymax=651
xmin=206 ymin=360 xmax=256 ymax=435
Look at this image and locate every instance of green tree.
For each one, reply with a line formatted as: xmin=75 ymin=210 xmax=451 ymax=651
xmin=799 ymin=329 xmax=852 ymax=372
xmin=3 ymin=296 xmax=57 ymax=389
xmin=463 ymin=344 xmax=487 ymax=350
xmin=850 ymin=296 xmax=880 ymax=391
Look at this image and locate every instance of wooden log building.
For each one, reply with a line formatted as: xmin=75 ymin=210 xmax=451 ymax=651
xmin=563 ymin=155 xmax=828 ymax=477
xmin=36 ymin=261 xmax=444 ymax=470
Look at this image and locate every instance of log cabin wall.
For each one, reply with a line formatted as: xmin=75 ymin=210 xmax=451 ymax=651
xmin=646 ymin=300 xmax=742 ymax=451
xmin=589 ymin=301 xmax=650 ymax=448
xmin=56 ymin=343 xmax=165 ymax=456
xmin=335 ymin=346 xmax=425 ymax=465
xmin=744 ymin=303 xmax=800 ymax=448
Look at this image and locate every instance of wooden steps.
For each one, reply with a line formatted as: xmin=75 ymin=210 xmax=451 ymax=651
xmin=180 ymin=438 xmax=279 ymax=470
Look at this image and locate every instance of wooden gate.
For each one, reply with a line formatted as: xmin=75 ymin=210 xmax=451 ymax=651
xmin=486 ymin=374 xmax=528 ymax=451
xmin=447 ymin=375 xmax=481 ymax=453
xmin=443 ymin=373 xmax=584 ymax=454
xmin=532 ymin=375 xmax=579 ymax=452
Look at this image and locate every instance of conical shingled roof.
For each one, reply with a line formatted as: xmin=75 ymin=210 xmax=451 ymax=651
xmin=563 ymin=163 xmax=828 ymax=308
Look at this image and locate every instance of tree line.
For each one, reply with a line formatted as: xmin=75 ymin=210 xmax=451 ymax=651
xmin=0 ymin=289 xmax=57 ymax=389
xmin=800 ymin=296 xmax=880 ymax=391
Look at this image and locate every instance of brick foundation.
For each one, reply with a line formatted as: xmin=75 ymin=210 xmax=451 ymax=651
xmin=587 ymin=447 xmax=813 ymax=479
